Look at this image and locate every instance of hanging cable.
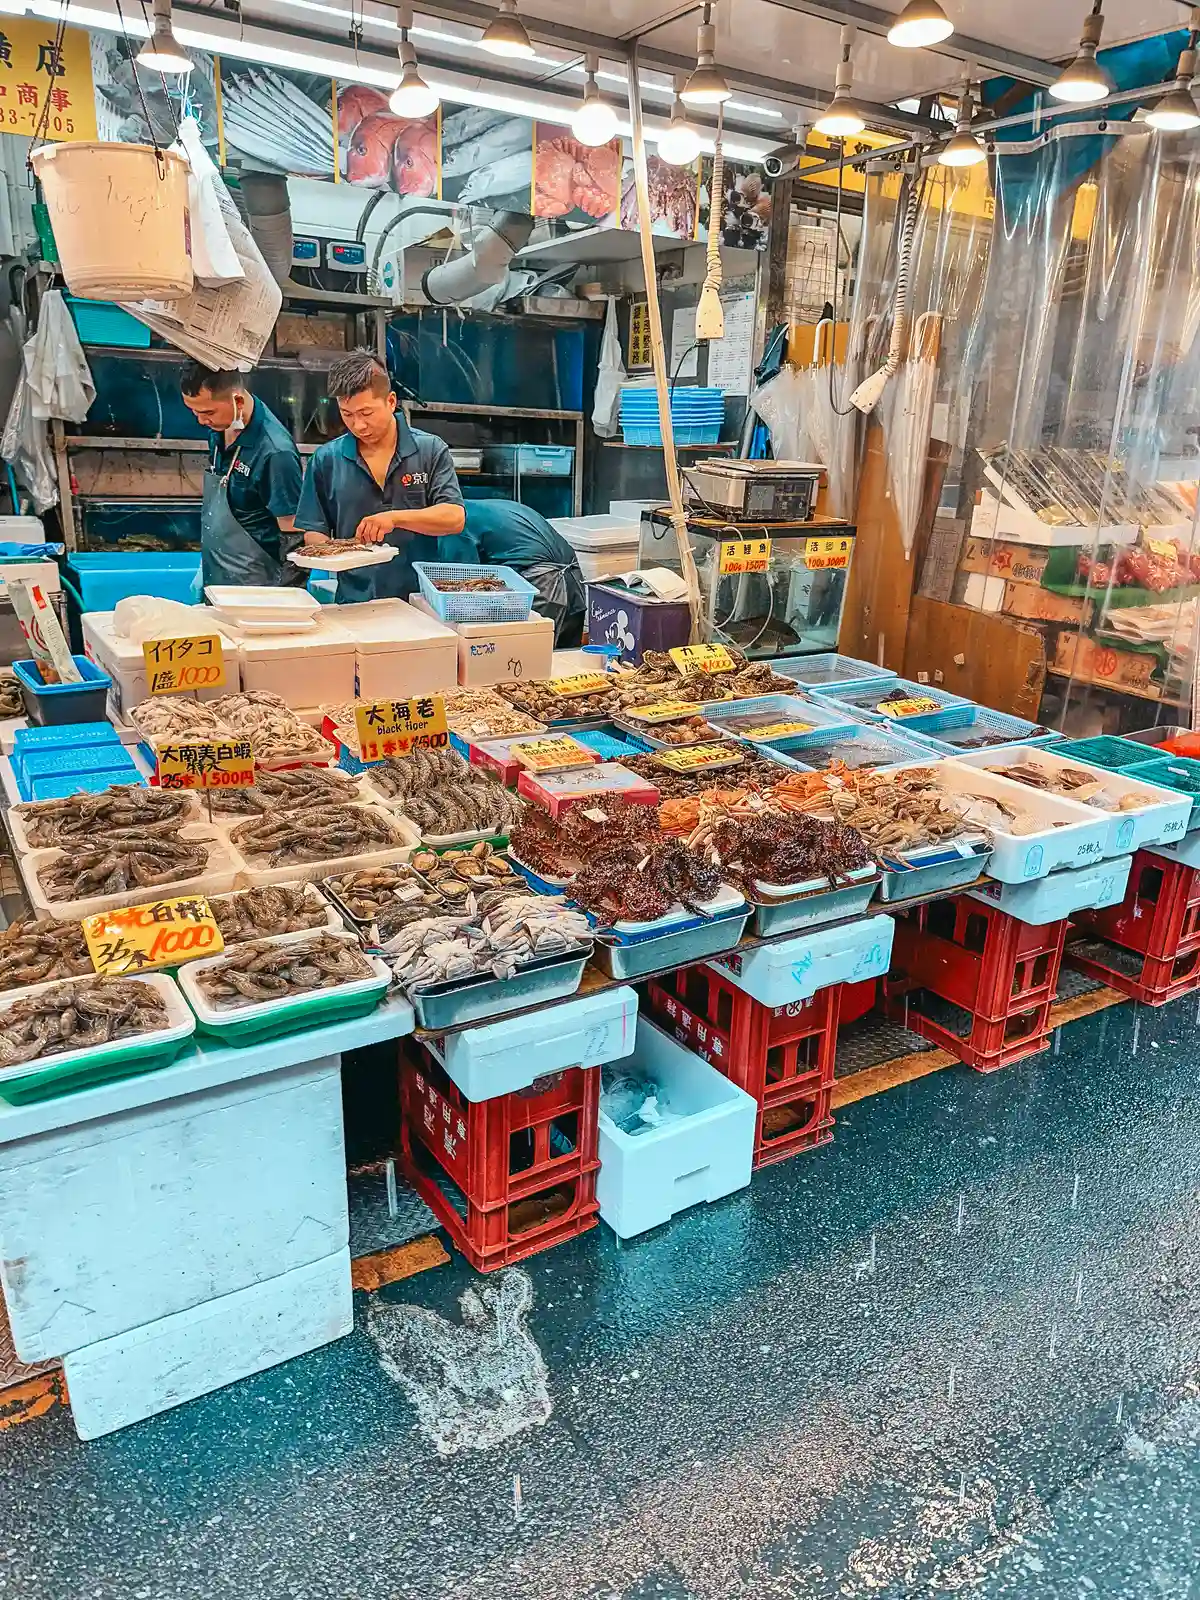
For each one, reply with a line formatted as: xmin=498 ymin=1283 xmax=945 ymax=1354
xmin=695 ymin=100 xmax=725 ymax=341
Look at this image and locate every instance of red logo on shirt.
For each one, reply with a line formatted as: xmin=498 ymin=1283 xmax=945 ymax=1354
xmin=400 ymin=472 xmax=428 ymax=488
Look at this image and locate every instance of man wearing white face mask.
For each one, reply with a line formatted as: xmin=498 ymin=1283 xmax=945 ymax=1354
xmin=180 ymin=364 xmax=304 ymax=589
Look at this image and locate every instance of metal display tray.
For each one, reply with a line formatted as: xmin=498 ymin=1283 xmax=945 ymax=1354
xmin=749 ymin=868 xmax=881 ymax=937
xmin=593 ymin=907 xmax=751 ymax=980
xmin=409 ymin=945 xmax=591 ymax=1029
xmin=875 ymin=842 xmax=993 ymax=903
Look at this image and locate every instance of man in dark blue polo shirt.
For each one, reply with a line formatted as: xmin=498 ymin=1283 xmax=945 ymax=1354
xmin=295 ymin=350 xmax=465 ymax=603
xmin=181 ymin=365 xmax=304 ymax=589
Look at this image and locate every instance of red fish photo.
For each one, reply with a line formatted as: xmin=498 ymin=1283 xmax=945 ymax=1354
xmin=338 ymin=84 xmax=441 ymax=197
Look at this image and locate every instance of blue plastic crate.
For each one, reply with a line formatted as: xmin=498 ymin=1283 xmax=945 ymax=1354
xmin=28 ymin=768 xmax=144 ymax=803
xmin=572 ymin=727 xmax=651 ymax=761
xmin=810 ymin=676 xmax=973 ymax=728
xmin=783 ymin=723 xmax=940 ymax=772
xmin=1117 ymin=755 xmax=1200 ymax=828
xmin=700 ymin=693 xmax=859 ymax=752
xmin=620 ymin=423 xmax=722 ymax=447
xmin=766 ymin=653 xmax=898 ymax=692
xmin=11 ymin=721 xmax=122 ymax=754
xmin=481 ymin=444 xmax=575 ymax=477
xmin=11 ymin=656 xmax=113 ymax=727
xmin=63 ymin=553 xmax=202 ymax=613
xmin=413 ymin=562 xmax=536 ymax=624
xmin=64 ymin=296 xmax=151 ymax=348
xmin=18 ymin=745 xmax=139 ymax=780
xmin=899 ymin=705 xmax=1053 ymax=755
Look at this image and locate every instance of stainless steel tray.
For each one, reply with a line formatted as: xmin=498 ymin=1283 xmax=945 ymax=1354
xmin=593 ymin=908 xmax=751 ymax=980
xmin=749 ymin=871 xmax=881 ymax=937
xmin=875 ymin=843 xmax=992 ymax=903
xmin=410 ymin=946 xmax=591 ymax=1029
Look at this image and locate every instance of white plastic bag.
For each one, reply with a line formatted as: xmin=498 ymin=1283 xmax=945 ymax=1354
xmin=1 ymin=379 xmax=56 ymax=512
xmin=592 ymin=295 xmax=626 ymax=439
xmin=24 ymin=289 xmax=94 ymax=423
xmin=177 ymin=117 xmax=243 ymax=288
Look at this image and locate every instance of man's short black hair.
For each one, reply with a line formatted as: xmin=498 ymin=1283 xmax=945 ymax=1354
xmin=327 ymin=349 xmax=392 ymax=401
xmin=181 ymin=363 xmax=238 ymax=398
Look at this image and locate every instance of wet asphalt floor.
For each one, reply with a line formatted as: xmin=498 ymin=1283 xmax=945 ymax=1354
xmin=3 ymin=992 xmax=1200 ymax=1599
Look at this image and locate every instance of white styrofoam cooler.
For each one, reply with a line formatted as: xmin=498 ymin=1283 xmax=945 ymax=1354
xmin=596 ymin=1018 xmax=755 ymax=1239
xmin=710 ymin=913 xmax=895 ymax=1007
xmin=424 ymin=984 xmax=638 ymax=1101
xmin=221 ymin=612 xmax=356 ymax=710
xmin=335 ymin=598 xmax=459 ymax=701
xmin=551 ymin=515 xmax=640 ymax=584
xmin=83 ymin=609 xmax=241 ymax=719
xmin=967 ymin=853 xmax=1133 ymax=926
xmin=409 ymin=592 xmax=554 ymax=686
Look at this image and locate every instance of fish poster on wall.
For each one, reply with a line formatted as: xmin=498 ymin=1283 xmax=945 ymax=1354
xmin=219 ymin=62 xmax=335 ymax=179
xmin=697 ymin=157 xmax=771 ymax=250
xmin=619 ymin=154 xmax=698 ymax=239
xmin=338 ymin=85 xmax=440 ymax=196
xmin=441 ymin=105 xmax=532 ymax=209
xmin=91 ymin=33 xmax=215 ymax=151
xmin=532 ymin=125 xmax=620 ymax=225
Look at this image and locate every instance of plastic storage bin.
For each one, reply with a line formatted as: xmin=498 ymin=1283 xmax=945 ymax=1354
xmin=64 ymin=296 xmax=152 ymax=348
xmin=1051 ymin=735 xmax=1159 ymax=772
xmin=586 ymin=583 xmax=693 ymax=665
xmin=413 ymin=563 xmax=536 ymax=625
xmin=782 ymin=723 xmax=938 ymax=773
xmin=596 ymin=1019 xmax=756 ymax=1239
xmin=63 ymin=553 xmax=203 ymax=613
xmin=334 ymin=598 xmax=459 ymax=701
xmin=481 ymin=444 xmax=575 ymax=477
xmin=902 ymin=705 xmax=1054 ymax=755
xmin=768 ymin=653 xmax=897 ymax=692
xmin=700 ymin=694 xmax=859 ymax=752
xmin=811 ymin=676 xmax=973 ymax=727
xmin=12 ymin=655 xmax=113 ymax=726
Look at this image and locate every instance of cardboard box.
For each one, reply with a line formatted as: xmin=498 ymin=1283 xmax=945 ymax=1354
xmin=408 ymin=593 xmax=554 ymax=686
xmin=959 ymin=537 xmax=1053 ymax=586
xmin=1001 ymin=581 xmax=1092 ymax=625
xmin=1052 ymin=632 xmax=1159 ymax=694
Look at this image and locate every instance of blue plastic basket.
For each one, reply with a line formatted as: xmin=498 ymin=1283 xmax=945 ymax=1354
xmin=811 ymin=676 xmax=972 ymax=728
xmin=767 ymin=653 xmax=898 ymax=692
xmin=1051 ymin=735 xmax=1160 ymax=772
xmin=25 ymin=771 xmax=147 ymax=803
xmin=1115 ymin=755 xmax=1200 ymax=828
xmin=12 ymin=656 xmax=112 ymax=727
xmin=621 ymin=423 xmax=722 ymax=447
xmin=64 ymin=296 xmax=151 ymax=349
xmin=899 ymin=705 xmax=1053 ymax=755
xmin=783 ymin=724 xmax=940 ymax=772
xmin=413 ymin=562 xmax=536 ymax=624
xmin=11 ymin=721 xmax=122 ymax=754
xmin=64 ymin=553 xmax=202 ymax=612
xmin=700 ymin=693 xmax=859 ymax=752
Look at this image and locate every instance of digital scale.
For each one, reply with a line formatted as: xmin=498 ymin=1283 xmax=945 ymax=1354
xmin=683 ymin=459 xmax=825 ymax=523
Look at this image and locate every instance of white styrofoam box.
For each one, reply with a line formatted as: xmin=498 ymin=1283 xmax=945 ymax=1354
xmin=0 ymin=560 xmax=58 ymax=601
xmin=409 ymin=593 xmax=554 ymax=687
xmin=83 ymin=609 xmax=241 ymax=719
xmin=608 ymin=500 xmax=664 ymax=523
xmin=970 ymin=491 xmax=1138 ymax=549
xmin=709 ymin=912 xmax=894 ymax=1006
xmin=596 ymin=1018 xmax=755 ymax=1240
xmin=0 ymin=1056 xmax=347 ymax=1362
xmin=575 ymin=547 xmax=640 ymax=585
xmin=1147 ymin=829 xmax=1200 ymax=869
xmin=424 ymin=983 xmax=638 ymax=1101
xmin=967 ymin=853 xmax=1133 ymax=926
xmin=219 ymin=612 xmax=357 ymax=710
xmin=962 ymin=571 xmax=1005 ymax=613
xmin=64 ymin=1247 xmax=352 ymax=1439
xmin=909 ymin=761 xmax=1112 ymax=882
xmin=550 ymin=514 xmax=641 ymax=551
xmin=0 ymin=515 xmax=45 ymax=543
xmin=24 ymin=824 xmax=239 ymax=923
xmin=335 ymin=598 xmax=459 ymax=702
xmin=951 ymin=744 xmax=1191 ymax=859
xmin=227 ymin=803 xmax=419 ymax=889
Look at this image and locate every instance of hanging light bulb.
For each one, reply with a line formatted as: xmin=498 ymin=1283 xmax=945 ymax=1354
xmin=390 ymin=5 xmax=439 ymax=118
xmin=572 ymin=53 xmax=618 ymax=146
xmin=887 ymin=0 xmax=954 ymax=49
xmin=480 ymin=0 xmax=535 ymax=60
xmin=681 ymin=3 xmax=732 ymax=105
xmin=657 ymin=84 xmax=702 ymax=166
xmin=1050 ymin=4 xmax=1114 ymax=103
xmin=1146 ymin=16 xmax=1200 ymax=131
xmin=814 ymin=25 xmax=866 ymax=137
xmin=136 ymin=0 xmax=193 ymax=75
xmin=938 ymin=83 xmax=986 ymax=165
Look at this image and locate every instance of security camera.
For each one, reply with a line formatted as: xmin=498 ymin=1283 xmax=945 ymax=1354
xmin=763 ymin=143 xmax=803 ymax=179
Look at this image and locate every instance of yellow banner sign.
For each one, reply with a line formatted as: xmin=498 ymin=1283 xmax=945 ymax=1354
xmin=83 ymin=895 xmax=224 ymax=977
xmin=0 ymin=18 xmax=96 ymax=143
xmin=653 ymin=744 xmax=746 ymax=773
xmin=511 ymin=736 xmax=595 ymax=773
xmin=804 ymin=536 xmax=852 ymax=571
xmin=669 ymin=644 xmax=737 ymax=674
xmin=157 ymin=739 xmax=255 ymax=791
xmin=143 ymin=634 xmax=227 ymax=696
xmin=719 ymin=538 xmax=772 ymax=575
xmin=877 ymin=696 xmax=940 ymax=718
xmin=545 ymin=672 xmax=611 ymax=697
xmin=355 ymin=696 xmax=448 ymax=762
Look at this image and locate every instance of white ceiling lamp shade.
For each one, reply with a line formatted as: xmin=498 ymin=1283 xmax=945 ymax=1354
xmin=814 ymin=25 xmax=866 ymax=137
xmin=479 ymin=0 xmax=535 ymax=61
xmin=1050 ymin=5 xmax=1114 ymax=104
xmin=938 ymin=81 xmax=985 ymax=165
xmin=681 ymin=3 xmax=732 ymax=106
xmin=136 ymin=0 xmax=193 ymax=74
xmin=657 ymin=83 xmax=702 ymax=166
xmin=571 ymin=53 xmax=618 ymax=146
xmin=390 ymin=5 xmax=439 ymax=118
xmin=1145 ymin=12 xmax=1200 ymax=132
xmin=886 ymin=0 xmax=954 ymax=50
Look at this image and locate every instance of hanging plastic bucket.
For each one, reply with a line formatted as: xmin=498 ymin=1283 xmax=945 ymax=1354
xmin=30 ymin=142 xmax=192 ymax=301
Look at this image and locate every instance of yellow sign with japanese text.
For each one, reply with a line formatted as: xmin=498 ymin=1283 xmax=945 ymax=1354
xmin=83 ymin=895 xmax=224 ymax=977
xmin=156 ymin=739 xmax=255 ymax=791
xmin=877 ymin=696 xmax=940 ymax=718
xmin=143 ymin=635 xmax=227 ymax=696
xmin=669 ymin=644 xmax=736 ymax=674
xmin=719 ymin=538 xmax=772 ymax=575
xmin=354 ymin=695 xmax=448 ymax=762
xmin=0 ymin=19 xmax=96 ymax=143
xmin=511 ymin=736 xmax=595 ymax=773
xmin=804 ymin=536 xmax=852 ymax=571
xmin=546 ymin=672 xmax=612 ymax=697
xmin=653 ymin=744 xmax=745 ymax=773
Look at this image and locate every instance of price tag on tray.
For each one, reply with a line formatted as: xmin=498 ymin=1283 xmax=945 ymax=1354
xmin=623 ymin=699 xmax=703 ymax=724
xmin=718 ymin=538 xmax=772 ymax=575
xmin=354 ymin=695 xmax=448 ymax=762
xmin=653 ymin=743 xmax=746 ymax=773
xmin=511 ymin=736 xmax=596 ymax=773
xmin=545 ymin=672 xmax=612 ymax=697
xmin=803 ymin=536 xmax=852 ymax=571
xmin=876 ymin=695 xmax=940 ymax=717
xmin=737 ymin=719 xmax=814 ymax=741
xmin=669 ymin=644 xmax=736 ymax=674
xmin=156 ymin=739 xmax=255 ymax=790
xmin=83 ymin=895 xmax=224 ymax=977
xmin=142 ymin=634 xmax=227 ymax=695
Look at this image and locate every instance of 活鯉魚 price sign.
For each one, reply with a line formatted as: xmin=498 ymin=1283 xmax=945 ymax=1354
xmin=83 ymin=895 xmax=224 ymax=977
xmin=355 ymin=696 xmax=448 ymax=762
xmin=156 ymin=739 xmax=255 ymax=791
xmin=718 ymin=538 xmax=772 ymax=575
xmin=143 ymin=634 xmax=227 ymax=695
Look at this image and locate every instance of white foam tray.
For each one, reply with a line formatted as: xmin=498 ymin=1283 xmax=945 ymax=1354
xmin=24 ymin=825 xmax=240 ymax=924
xmin=225 ymin=804 xmax=419 ymax=889
xmin=204 ymin=585 xmax=321 ymax=616
xmin=8 ymin=791 xmax=204 ymax=857
xmin=288 ymin=546 xmax=396 ymax=572
xmin=0 ymin=972 xmax=195 ymax=1089
xmin=209 ymin=882 xmax=345 ymax=948
xmin=206 ymin=771 xmax=368 ymax=822
xmin=177 ymin=926 xmax=391 ymax=1031
xmin=950 ymin=745 xmax=1192 ymax=859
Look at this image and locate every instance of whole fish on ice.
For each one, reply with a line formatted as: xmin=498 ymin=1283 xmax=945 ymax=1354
xmin=456 ymin=148 xmax=533 ymax=205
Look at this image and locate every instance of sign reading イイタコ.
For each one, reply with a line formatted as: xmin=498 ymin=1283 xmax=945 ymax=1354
xmin=355 ymin=696 xmax=448 ymax=762
xmin=143 ymin=635 xmax=227 ymax=695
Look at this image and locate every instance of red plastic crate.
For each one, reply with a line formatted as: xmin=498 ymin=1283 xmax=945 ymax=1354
xmin=884 ymin=986 xmax=1053 ymax=1073
xmin=1072 ymin=850 xmax=1200 ymax=963
xmin=644 ymin=965 xmax=839 ymax=1166
xmin=887 ymin=896 xmax=1066 ymax=1022
xmin=399 ymin=1045 xmax=600 ymax=1272
xmin=1065 ymin=935 xmax=1200 ymax=1008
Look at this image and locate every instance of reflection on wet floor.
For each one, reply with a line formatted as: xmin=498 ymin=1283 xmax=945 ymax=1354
xmin=3 ymin=993 xmax=1200 ymax=1598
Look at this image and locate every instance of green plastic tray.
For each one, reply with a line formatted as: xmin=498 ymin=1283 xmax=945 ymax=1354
xmin=193 ymin=982 xmax=389 ymax=1048
xmin=0 ymin=1036 xmax=190 ymax=1105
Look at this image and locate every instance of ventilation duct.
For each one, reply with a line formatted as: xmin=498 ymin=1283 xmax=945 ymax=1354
xmin=422 ymin=211 xmax=534 ymax=306
xmin=238 ymin=171 xmax=294 ymax=289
